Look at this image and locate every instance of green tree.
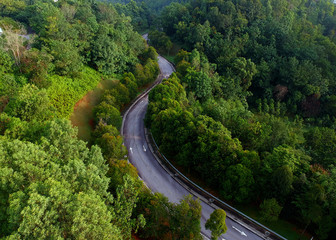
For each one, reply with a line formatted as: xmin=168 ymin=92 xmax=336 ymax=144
xmin=93 ymin=121 xmax=120 ymax=140
xmin=0 ymin=48 xmax=14 ymax=73
xmin=220 ymin=163 xmax=255 ymax=203
xmin=294 ymin=182 xmax=325 ymax=236
xmin=0 ymin=74 xmax=23 ymax=111
xmin=113 ymin=175 xmax=145 ymax=239
xmin=170 ymin=195 xmax=202 ymax=240
xmin=324 ymin=95 xmax=336 ymax=118
xmin=94 ymin=102 xmax=122 ymax=129
xmin=230 ymin=57 xmax=257 ymax=91
xmin=91 ymin=25 xmax=123 ymax=74
xmin=183 ymin=67 xmax=212 ymax=101
xmin=21 ymin=48 xmax=53 ymax=88
xmin=0 ymin=119 xmax=125 ymax=239
xmin=205 ymin=209 xmax=228 ymax=240
xmin=0 ymin=0 xmax=25 ymax=16
xmin=271 ymin=165 xmax=293 ymax=200
xmin=140 ymin=46 xmax=158 ymax=62
xmin=47 ymin=40 xmax=83 ymax=76
xmin=107 ymin=160 xmax=140 ymax=191
xmin=120 ymin=72 xmax=138 ymax=99
xmin=148 ymin=30 xmax=172 ymax=54
xmin=95 ymin=132 xmax=126 ymax=160
xmin=305 ymin=127 xmax=336 ymax=168
xmin=4 ymin=84 xmax=54 ymax=121
xmin=259 ymin=198 xmax=283 ymax=222
xmin=104 ymin=82 xmax=130 ymax=110
xmin=1 ymin=26 xmax=28 ymax=67
xmin=70 ymin=192 xmax=122 ymax=240
xmin=136 ymin=192 xmax=202 ymax=240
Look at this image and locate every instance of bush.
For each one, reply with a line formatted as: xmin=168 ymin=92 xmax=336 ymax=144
xmin=259 ymin=198 xmax=283 ymax=223
xmin=95 ymin=132 xmax=126 ymax=160
xmin=93 ymin=102 xmax=122 ymax=129
xmin=47 ymin=67 xmax=101 ymax=118
xmin=103 ymin=82 xmax=130 ymax=111
xmin=4 ymin=84 xmax=55 ymax=121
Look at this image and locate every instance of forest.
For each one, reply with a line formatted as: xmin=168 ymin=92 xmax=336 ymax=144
xmin=135 ymin=0 xmax=336 ymax=239
xmin=1 ymin=0 xmax=336 ymax=239
xmin=0 ymin=0 xmax=204 ymax=239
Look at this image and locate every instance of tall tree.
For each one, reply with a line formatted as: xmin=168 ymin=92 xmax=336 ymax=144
xmin=205 ymin=209 xmax=228 ymax=240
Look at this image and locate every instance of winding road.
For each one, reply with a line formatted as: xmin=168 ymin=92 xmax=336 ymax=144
xmin=122 ymin=37 xmax=280 ymax=240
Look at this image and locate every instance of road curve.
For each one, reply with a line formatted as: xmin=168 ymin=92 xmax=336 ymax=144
xmin=122 ymin=55 xmax=267 ymax=240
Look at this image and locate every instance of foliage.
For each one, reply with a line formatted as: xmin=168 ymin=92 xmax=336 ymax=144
xmin=46 ymin=39 xmax=83 ymax=76
xmin=147 ymin=75 xmax=255 ymax=202
xmin=1 ymin=26 xmax=29 ymax=67
xmin=146 ymin=44 xmax=336 ymax=238
xmin=182 ymin=67 xmax=212 ymax=101
xmin=4 ymin=84 xmax=55 ymax=121
xmin=107 ymin=159 xmax=140 ymax=192
xmin=47 ymin=67 xmax=101 ymax=118
xmin=148 ymin=30 xmax=172 ymax=54
xmin=134 ymin=57 xmax=160 ymax=86
xmin=158 ymin=0 xmax=336 ymax=120
xmin=136 ymin=191 xmax=202 ymax=240
xmin=107 ymin=0 xmax=189 ymax=14
xmin=205 ymin=209 xmax=227 ymax=240
xmin=0 ymin=1 xmax=204 ymax=239
xmin=91 ymin=22 xmax=144 ymax=74
xmin=140 ymin=46 xmax=158 ymax=62
xmin=94 ymin=102 xmax=122 ymax=129
xmin=113 ymin=175 xmax=145 ymax=239
xmin=20 ymin=48 xmax=53 ymax=88
xmin=0 ymin=119 xmax=123 ymax=239
xmin=305 ymin=127 xmax=336 ymax=168
xmin=120 ymin=72 xmax=138 ymax=99
xmin=95 ymin=131 xmax=126 ymax=160
xmin=259 ymin=198 xmax=283 ymax=223
xmin=113 ymin=0 xmax=152 ymax=32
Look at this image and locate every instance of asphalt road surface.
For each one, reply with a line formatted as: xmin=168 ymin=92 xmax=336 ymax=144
xmin=122 ymin=53 xmax=266 ymax=240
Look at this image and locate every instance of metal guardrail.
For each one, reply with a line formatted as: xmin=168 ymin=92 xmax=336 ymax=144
xmin=120 ymin=72 xmax=163 ymax=136
xmin=147 ymin=130 xmax=287 ymax=240
xmin=121 ymin=56 xmax=170 ymax=135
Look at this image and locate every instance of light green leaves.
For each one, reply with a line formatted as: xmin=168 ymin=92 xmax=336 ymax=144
xmin=205 ymin=209 xmax=227 ymax=240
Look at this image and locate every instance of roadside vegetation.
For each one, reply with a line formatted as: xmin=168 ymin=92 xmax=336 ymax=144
xmin=2 ymin=0 xmax=335 ymax=239
xmin=0 ymin=0 xmax=205 ymax=239
xmin=140 ymin=0 xmax=336 ymax=239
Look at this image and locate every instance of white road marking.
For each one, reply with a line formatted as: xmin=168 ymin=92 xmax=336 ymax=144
xmin=232 ymin=226 xmax=247 ymax=237
xmin=200 ymin=233 xmax=210 ymax=240
xmin=143 ymin=145 xmax=146 ymax=152
xmin=130 ymin=147 xmax=133 ymax=154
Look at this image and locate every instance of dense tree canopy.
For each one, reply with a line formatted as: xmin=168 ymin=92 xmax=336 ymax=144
xmin=0 ymin=0 xmax=148 ymax=118
xmin=156 ymin=0 xmax=336 ymax=121
xmin=3 ymin=0 xmax=336 ymax=239
xmin=0 ymin=0 xmax=203 ymax=239
xmin=146 ymin=45 xmax=336 ymax=239
xmin=0 ymin=119 xmax=123 ymax=239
